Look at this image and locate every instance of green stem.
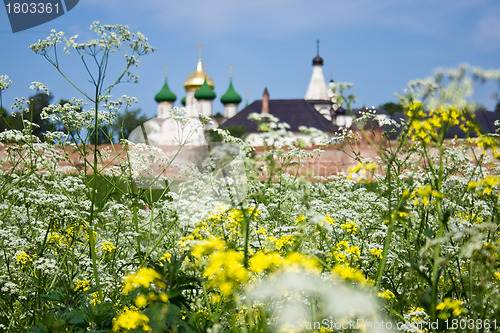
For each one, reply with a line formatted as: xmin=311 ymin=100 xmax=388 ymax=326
xmin=88 ymin=85 xmax=102 ymax=301
xmin=430 ymin=220 xmax=444 ymax=322
xmin=375 ymin=223 xmax=394 ymax=290
xmin=375 ymin=157 xmax=395 ymax=290
xmin=429 ymin=131 xmax=447 ymax=323
xmin=133 ymin=205 xmax=141 ymax=256
xmin=202 ymin=283 xmax=214 ymax=318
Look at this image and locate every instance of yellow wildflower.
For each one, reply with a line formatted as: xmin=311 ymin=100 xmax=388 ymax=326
xmin=377 ymin=290 xmax=396 ymax=300
xmin=112 ymin=308 xmax=150 ymax=332
xmin=406 ymin=103 xmax=476 ymax=144
xmin=411 ymin=184 xmax=443 ymax=206
xmin=340 ymin=221 xmax=358 ymax=234
xmin=332 ymin=264 xmax=372 ymax=286
xmin=47 ymin=232 xmax=61 ymax=245
xmin=268 ymin=234 xmax=294 ymax=250
xmin=249 ymin=251 xmax=282 ymax=273
xmin=473 ymin=134 xmax=498 ymax=152
xmin=16 ymin=251 xmax=32 ymax=268
xmin=409 ymin=306 xmax=425 ymax=314
xmin=159 ymin=293 xmax=168 ymax=302
xmin=191 ymin=237 xmax=225 ymax=258
xmin=337 ymin=241 xmax=348 ymax=250
xmin=457 ymin=212 xmax=484 ymax=224
xmin=90 ymin=291 xmax=101 ymax=306
xmin=332 ymin=251 xmax=347 ymax=263
xmin=134 ymin=294 xmax=148 ymax=308
xmin=84 ymin=227 xmax=97 ymax=242
xmin=203 ymin=249 xmax=248 ymax=296
xmin=75 ymin=280 xmax=91 ymax=292
xmin=295 ymin=215 xmax=306 ymax=225
xmin=282 ymin=252 xmax=320 ymax=272
xmin=123 ymin=267 xmax=161 ymax=294
xmin=468 ymin=175 xmax=500 ymax=196
xmin=370 ymin=247 xmax=383 ymax=259
xmin=254 ymin=226 xmax=268 ymax=235
xmin=346 ymin=245 xmax=361 ymax=258
xmin=101 ymin=241 xmax=117 ymax=254
xmin=347 ymin=162 xmax=377 ymax=181
xmin=436 ymin=298 xmax=466 ymax=319
xmin=324 ymin=214 xmax=335 ymax=225
xmin=159 ymin=252 xmax=172 ymax=266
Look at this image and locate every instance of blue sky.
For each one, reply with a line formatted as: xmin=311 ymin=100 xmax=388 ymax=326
xmin=1 ymin=0 xmax=500 ymax=119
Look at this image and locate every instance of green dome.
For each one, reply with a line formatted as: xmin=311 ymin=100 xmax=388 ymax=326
xmin=194 ymin=78 xmax=216 ymax=100
xmin=181 ymin=96 xmax=186 ymax=106
xmin=220 ymin=79 xmax=242 ymax=104
xmin=154 ymin=78 xmax=176 ymax=102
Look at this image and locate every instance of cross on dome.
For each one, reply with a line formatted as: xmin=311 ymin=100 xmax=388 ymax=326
xmin=197 ymin=41 xmax=204 ymax=60
xmin=312 ymin=39 xmax=324 ymax=66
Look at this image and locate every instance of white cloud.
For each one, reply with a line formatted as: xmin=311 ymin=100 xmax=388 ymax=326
xmin=471 ymin=14 xmax=500 ymax=51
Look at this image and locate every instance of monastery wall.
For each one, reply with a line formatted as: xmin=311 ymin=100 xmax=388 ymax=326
xmin=1 ymin=139 xmax=491 ymax=181
xmin=0 ymin=141 xmax=380 ymax=179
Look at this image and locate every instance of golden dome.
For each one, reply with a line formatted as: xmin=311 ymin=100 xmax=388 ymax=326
xmin=184 ymin=59 xmax=215 ymax=91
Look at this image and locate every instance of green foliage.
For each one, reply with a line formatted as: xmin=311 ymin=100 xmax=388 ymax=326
xmin=379 ymin=101 xmax=404 ymax=115
xmin=0 ymin=106 xmax=7 ymax=132
xmin=3 ymin=25 xmax=500 ymax=333
xmin=0 ymin=92 xmax=53 ymax=140
xmin=112 ymin=108 xmax=148 ymax=143
xmin=88 ymin=124 xmax=114 ymax=145
xmin=207 ymin=125 xmax=246 ymax=143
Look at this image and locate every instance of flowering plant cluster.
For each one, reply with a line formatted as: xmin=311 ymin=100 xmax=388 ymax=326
xmin=1 ymin=24 xmax=500 ymax=332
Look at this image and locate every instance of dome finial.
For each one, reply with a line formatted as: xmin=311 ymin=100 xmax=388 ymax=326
xmin=164 ymin=65 xmax=168 ymax=78
xmin=312 ymin=40 xmax=324 ymax=66
xmin=229 ymin=65 xmax=233 ymax=78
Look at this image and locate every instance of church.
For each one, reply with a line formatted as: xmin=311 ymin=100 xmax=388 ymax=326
xmin=128 ymin=42 xmax=499 ymax=148
xmin=128 ymin=42 xmax=361 ymax=147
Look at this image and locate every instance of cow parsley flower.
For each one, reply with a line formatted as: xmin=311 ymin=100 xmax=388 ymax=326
xmin=0 ymin=75 xmax=12 ymax=90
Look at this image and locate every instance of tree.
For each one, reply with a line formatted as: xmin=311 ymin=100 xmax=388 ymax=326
xmin=495 ymin=101 xmax=500 ymax=114
xmin=0 ymin=106 xmax=8 ymax=132
xmin=378 ymin=101 xmax=404 ymax=115
xmin=1 ymin=92 xmax=53 ymax=139
xmin=88 ymin=124 xmax=114 ymax=145
xmin=112 ymin=108 xmax=148 ymax=143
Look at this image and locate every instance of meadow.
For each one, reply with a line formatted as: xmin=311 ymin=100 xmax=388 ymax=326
xmin=0 ymin=23 xmax=500 ymax=332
